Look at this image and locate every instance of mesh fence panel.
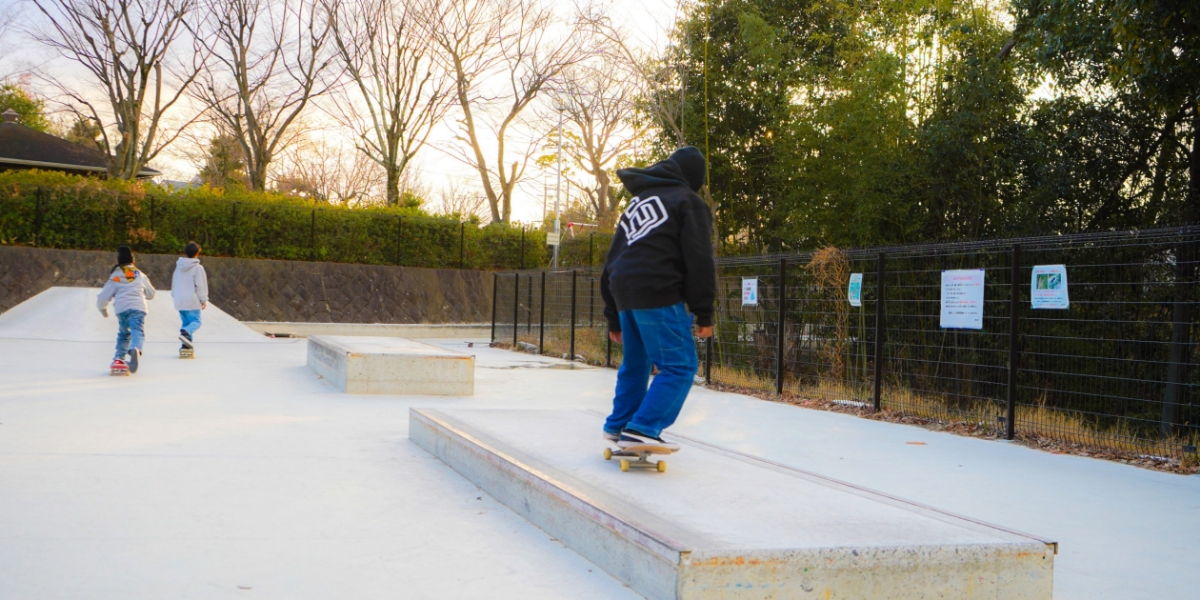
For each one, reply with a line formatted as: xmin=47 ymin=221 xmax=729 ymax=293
xmin=491 ymin=226 xmax=1200 ymax=459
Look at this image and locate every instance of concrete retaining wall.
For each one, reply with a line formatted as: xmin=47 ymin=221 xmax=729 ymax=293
xmin=0 ymin=245 xmax=494 ymax=323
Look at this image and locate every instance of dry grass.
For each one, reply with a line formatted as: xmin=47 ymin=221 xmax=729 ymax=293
xmin=493 ymin=334 xmax=1200 ymax=474
xmin=706 ymin=379 xmax=1200 ymax=475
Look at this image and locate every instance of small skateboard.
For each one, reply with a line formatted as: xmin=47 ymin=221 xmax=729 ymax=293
xmin=180 ymin=347 xmax=194 ymax=359
xmin=604 ymin=445 xmax=675 ymax=472
xmin=110 ymin=362 xmax=129 ymax=376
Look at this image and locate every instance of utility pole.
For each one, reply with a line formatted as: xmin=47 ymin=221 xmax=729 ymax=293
xmin=553 ymin=103 xmax=565 ymax=268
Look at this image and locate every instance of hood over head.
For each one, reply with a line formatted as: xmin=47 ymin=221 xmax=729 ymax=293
xmin=667 ymin=146 xmax=706 ymax=191
xmin=615 ymin=146 xmax=707 ymax=195
xmin=176 ymin=257 xmax=201 ymax=271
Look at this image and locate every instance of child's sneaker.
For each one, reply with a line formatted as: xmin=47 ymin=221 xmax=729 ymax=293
xmin=603 ymin=430 xmax=620 ymax=444
xmin=128 ymin=348 xmax=140 ymax=373
xmin=110 ymin=359 xmax=129 ymax=376
xmin=179 ymin=330 xmax=193 ymax=349
xmin=617 ymin=429 xmax=680 ymax=452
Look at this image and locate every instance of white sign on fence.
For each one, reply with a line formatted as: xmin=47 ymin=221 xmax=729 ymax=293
xmin=940 ymin=269 xmax=986 ymax=329
xmin=742 ymin=278 xmax=759 ymax=306
xmin=848 ymin=273 xmax=863 ymax=307
xmin=1031 ymin=264 xmax=1069 ymax=309
xmin=545 ymin=232 xmax=560 ymax=246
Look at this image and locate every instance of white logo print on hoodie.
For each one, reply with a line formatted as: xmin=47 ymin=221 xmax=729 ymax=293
xmin=620 ymin=195 xmax=669 ymax=244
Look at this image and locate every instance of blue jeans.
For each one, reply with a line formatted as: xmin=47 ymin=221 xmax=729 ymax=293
xmin=179 ymin=310 xmax=202 ymax=337
xmin=114 ymin=310 xmax=146 ymax=360
xmin=604 ymin=303 xmax=699 ymax=438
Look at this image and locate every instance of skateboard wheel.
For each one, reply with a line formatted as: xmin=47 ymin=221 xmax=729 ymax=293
xmin=603 ymin=448 xmax=613 ymax=460
xmin=657 ymin=461 xmax=666 ymax=473
xmin=619 ymin=459 xmax=630 ymax=472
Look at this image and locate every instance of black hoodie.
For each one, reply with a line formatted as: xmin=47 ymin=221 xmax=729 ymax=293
xmin=600 ymin=150 xmax=716 ymax=332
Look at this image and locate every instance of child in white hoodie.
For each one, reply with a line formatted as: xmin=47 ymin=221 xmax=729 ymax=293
xmin=171 ymin=241 xmax=209 ymax=350
xmin=97 ymin=246 xmax=156 ymax=373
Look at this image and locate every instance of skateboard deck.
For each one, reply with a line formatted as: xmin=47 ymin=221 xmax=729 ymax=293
xmin=180 ymin=348 xmax=194 ymax=359
xmin=604 ymin=444 xmax=677 ymax=473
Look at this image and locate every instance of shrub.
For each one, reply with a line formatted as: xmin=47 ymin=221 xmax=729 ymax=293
xmin=0 ymin=171 xmax=548 ymax=269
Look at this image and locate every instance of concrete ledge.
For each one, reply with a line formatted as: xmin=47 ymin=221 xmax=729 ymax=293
xmin=307 ymin=336 xmax=474 ymax=395
xmin=410 ymin=409 xmax=1055 ymax=600
xmin=246 ymin=322 xmax=491 ymax=339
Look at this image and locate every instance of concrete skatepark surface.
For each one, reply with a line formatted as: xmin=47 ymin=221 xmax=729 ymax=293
xmin=412 ymin=409 xmax=1053 ymax=599
xmin=0 ymin=288 xmax=1197 ymax=598
xmin=0 ymin=287 xmax=267 ymax=344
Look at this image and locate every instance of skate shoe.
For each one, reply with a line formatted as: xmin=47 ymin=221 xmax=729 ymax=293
xmin=110 ymin=359 xmax=129 ymax=376
xmin=603 ymin=430 xmax=620 ymax=444
xmin=179 ymin=330 xmax=193 ymax=349
xmin=128 ymin=348 xmax=140 ymax=373
xmin=617 ymin=429 xmax=680 ymax=452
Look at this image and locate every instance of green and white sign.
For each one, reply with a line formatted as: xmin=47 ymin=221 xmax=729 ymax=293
xmin=1031 ymin=264 xmax=1069 ymax=309
xmin=848 ymin=273 xmax=863 ymax=307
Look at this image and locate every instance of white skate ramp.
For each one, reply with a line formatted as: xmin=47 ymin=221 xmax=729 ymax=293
xmin=0 ymin=287 xmax=267 ymax=343
xmin=412 ymin=408 xmax=1056 ymax=600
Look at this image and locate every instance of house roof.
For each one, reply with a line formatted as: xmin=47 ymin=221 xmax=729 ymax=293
xmin=0 ymin=110 xmax=161 ymax=179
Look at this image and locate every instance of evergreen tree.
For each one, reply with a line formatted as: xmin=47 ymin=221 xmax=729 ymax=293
xmin=0 ymin=83 xmax=51 ymax=132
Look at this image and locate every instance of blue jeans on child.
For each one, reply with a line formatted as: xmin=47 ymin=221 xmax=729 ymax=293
xmin=604 ymin=302 xmax=699 ymax=438
xmin=114 ymin=310 xmax=146 ymax=360
xmin=179 ymin=309 xmax=202 ymax=337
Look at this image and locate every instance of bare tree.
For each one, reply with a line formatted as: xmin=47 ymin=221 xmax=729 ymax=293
xmin=423 ymin=0 xmax=588 ymax=223
xmin=585 ymin=7 xmax=687 ymax=147
xmin=30 ymin=0 xmax=207 ymax=179
xmin=195 ymin=0 xmax=336 ymax=191
xmin=432 ymin=177 xmax=487 ymax=219
xmin=553 ymin=56 xmax=646 ymax=228
xmin=329 ymin=0 xmax=453 ymax=206
xmin=275 ymin=135 xmax=386 ymax=205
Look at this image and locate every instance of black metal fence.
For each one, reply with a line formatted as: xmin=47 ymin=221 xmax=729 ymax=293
xmin=492 ymin=226 xmax=1200 ymax=460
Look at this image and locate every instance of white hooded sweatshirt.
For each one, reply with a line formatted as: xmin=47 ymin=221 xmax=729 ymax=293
xmin=171 ymin=257 xmax=209 ymax=311
xmin=96 ymin=266 xmax=156 ymax=315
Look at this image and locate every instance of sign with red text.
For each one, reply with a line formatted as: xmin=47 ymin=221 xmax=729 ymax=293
xmin=940 ymin=269 xmax=986 ymax=329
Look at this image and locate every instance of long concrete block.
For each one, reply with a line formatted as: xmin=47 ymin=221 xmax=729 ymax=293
xmin=245 ymin=321 xmax=492 ymax=339
xmin=307 ymin=336 xmax=473 ymax=395
xmin=410 ymin=409 xmax=1055 ymax=600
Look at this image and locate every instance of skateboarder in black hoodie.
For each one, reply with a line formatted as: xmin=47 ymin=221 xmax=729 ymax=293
xmin=600 ymin=146 xmax=716 ymax=451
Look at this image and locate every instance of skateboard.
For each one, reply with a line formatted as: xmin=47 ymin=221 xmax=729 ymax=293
xmin=604 ymin=445 xmax=675 ymax=473
xmin=110 ymin=362 xmax=129 ymax=376
xmin=180 ymin=347 xmax=194 ymax=359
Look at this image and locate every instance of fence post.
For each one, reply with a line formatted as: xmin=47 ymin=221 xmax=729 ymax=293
xmin=776 ymin=258 xmax=787 ymax=395
xmin=309 ymin=209 xmax=316 ymax=261
xmin=539 ymin=271 xmax=547 ymax=354
xmin=512 ymin=272 xmax=520 ymax=348
xmin=490 ymin=273 xmax=498 ymax=344
xmin=570 ymin=269 xmax=578 ymax=361
xmin=705 ymin=336 xmax=713 ymax=384
xmin=873 ymin=253 xmax=886 ymax=411
xmin=1162 ymin=238 xmax=1194 ymax=437
xmin=1007 ymin=244 xmax=1021 ymax=440
xmin=526 ymin=274 xmax=533 ymax=333
xmin=228 ymin=202 xmax=237 ymax=257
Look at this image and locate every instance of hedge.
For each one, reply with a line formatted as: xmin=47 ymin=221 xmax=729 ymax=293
xmin=0 ymin=171 xmax=548 ymax=270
